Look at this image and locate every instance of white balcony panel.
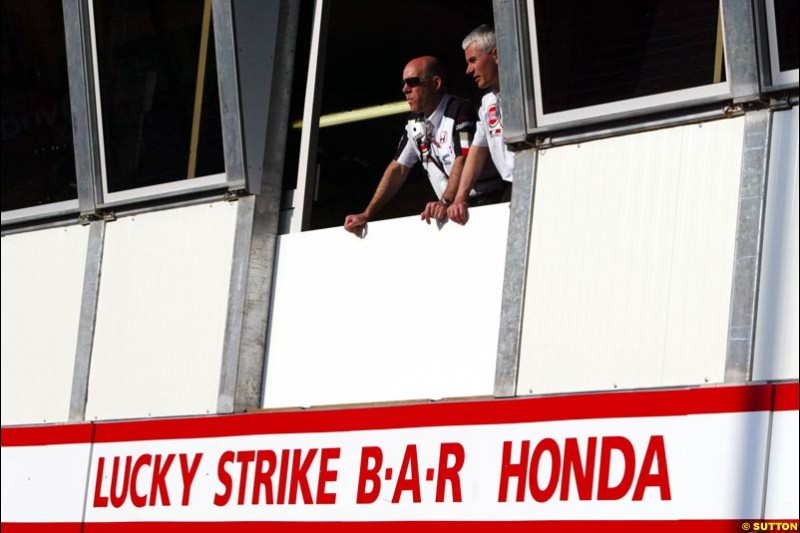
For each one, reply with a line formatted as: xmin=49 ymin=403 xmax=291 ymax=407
xmin=264 ymin=203 xmax=509 ymax=407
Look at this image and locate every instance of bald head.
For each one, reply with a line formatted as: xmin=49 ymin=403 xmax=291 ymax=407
xmin=414 ymin=56 xmax=445 ymax=80
xmin=402 ymin=56 xmax=446 ymax=116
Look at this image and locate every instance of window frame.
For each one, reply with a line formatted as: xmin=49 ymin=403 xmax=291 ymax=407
xmin=0 ymin=0 xmax=81 ymax=225
xmin=760 ymin=0 xmax=799 ymax=91
xmin=1 ymin=0 xmax=251 ymax=228
xmin=86 ymin=0 xmax=231 ymax=208
xmin=524 ymin=0 xmax=733 ymax=133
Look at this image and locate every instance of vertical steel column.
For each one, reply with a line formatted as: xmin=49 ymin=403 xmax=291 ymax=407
xmin=219 ymin=196 xmax=254 ymax=413
xmin=69 ymin=220 xmax=105 ymax=421
xmin=218 ymin=0 xmax=299 ymax=412
xmin=233 ymin=0 xmax=300 ymax=412
xmin=492 ymin=0 xmax=536 ymax=142
xmin=492 ymin=0 xmax=538 ymax=397
xmin=495 ymin=150 xmax=538 ymax=397
xmin=721 ymin=0 xmax=762 ymax=103
xmin=725 ymin=109 xmax=772 ymax=382
xmin=212 ymin=0 xmax=247 ymax=190
xmin=62 ymin=0 xmax=104 ymax=214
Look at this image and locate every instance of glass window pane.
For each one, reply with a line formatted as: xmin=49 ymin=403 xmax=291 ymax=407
xmin=94 ymin=0 xmax=224 ymax=193
xmin=774 ymin=0 xmax=799 ymax=73
xmin=533 ymin=0 xmax=724 ymax=115
xmin=1 ymin=0 xmax=77 ymax=212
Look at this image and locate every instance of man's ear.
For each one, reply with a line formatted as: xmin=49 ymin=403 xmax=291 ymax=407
xmin=434 ymin=76 xmax=443 ymax=92
xmin=492 ymin=47 xmax=498 ymax=63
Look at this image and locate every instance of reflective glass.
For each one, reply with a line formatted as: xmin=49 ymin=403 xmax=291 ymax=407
xmin=534 ymin=0 xmax=725 ymax=115
xmin=774 ymin=0 xmax=799 ymax=73
xmin=1 ymin=0 xmax=76 ymax=212
xmin=94 ymin=0 xmax=224 ymax=193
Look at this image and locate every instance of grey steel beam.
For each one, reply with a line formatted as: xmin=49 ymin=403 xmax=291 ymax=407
xmin=721 ymin=0 xmax=762 ymax=103
xmin=69 ymin=220 xmax=105 ymax=421
xmin=495 ymin=149 xmax=538 ymax=397
xmin=493 ymin=0 xmax=536 ymax=144
xmin=218 ymin=195 xmax=255 ymax=413
xmin=725 ymin=108 xmax=772 ymax=382
xmin=212 ymin=0 xmax=247 ymax=190
xmin=218 ymin=0 xmax=299 ymax=413
xmin=234 ymin=0 xmax=299 ymax=411
xmin=62 ymin=0 xmax=103 ymax=214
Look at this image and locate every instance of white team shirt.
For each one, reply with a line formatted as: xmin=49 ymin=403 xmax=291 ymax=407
xmin=394 ymin=94 xmax=477 ymax=199
xmin=474 ymin=90 xmax=515 ymax=182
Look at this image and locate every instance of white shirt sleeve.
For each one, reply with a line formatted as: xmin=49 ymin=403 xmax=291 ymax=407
xmin=473 ymin=119 xmax=489 ymax=148
xmin=394 ymin=125 xmax=420 ymax=168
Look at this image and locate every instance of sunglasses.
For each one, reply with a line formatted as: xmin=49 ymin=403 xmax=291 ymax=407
xmin=402 ymin=75 xmax=432 ymax=88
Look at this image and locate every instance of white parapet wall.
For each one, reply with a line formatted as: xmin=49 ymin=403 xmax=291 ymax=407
xmin=84 ymin=201 xmax=238 ymax=420
xmin=264 ymin=202 xmax=510 ymax=408
xmin=518 ymin=116 xmax=745 ymax=395
xmin=1 ymin=224 xmax=90 ymax=425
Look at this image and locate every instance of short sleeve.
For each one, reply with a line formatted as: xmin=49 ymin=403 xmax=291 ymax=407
xmin=453 ymin=101 xmax=478 ymax=156
xmin=393 ymin=125 xmax=419 ymax=167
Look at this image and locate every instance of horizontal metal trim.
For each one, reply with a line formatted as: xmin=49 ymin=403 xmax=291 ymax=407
xmin=1 ymin=199 xmax=80 ymax=227
xmin=0 ymin=215 xmax=84 ymax=237
xmin=98 ymin=173 xmax=227 ymax=207
xmin=536 ymin=104 xmax=736 ymax=149
xmin=100 ymin=191 xmax=235 ymax=221
xmin=529 ymin=93 xmax=733 ymax=137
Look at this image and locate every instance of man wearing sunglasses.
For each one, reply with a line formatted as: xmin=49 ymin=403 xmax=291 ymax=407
xmin=448 ymin=24 xmax=515 ymax=226
xmin=344 ymin=56 xmax=479 ymax=234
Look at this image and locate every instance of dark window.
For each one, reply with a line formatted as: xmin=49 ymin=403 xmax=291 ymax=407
xmin=310 ymin=0 xmax=494 ymax=230
xmin=774 ymin=0 xmax=799 ymax=73
xmin=1 ymin=0 xmax=76 ymax=212
xmin=94 ymin=0 xmax=224 ymax=194
xmin=533 ymin=0 xmax=724 ymax=115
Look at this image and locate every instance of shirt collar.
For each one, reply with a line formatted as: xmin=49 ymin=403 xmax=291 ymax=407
xmin=426 ymin=93 xmax=450 ymax=124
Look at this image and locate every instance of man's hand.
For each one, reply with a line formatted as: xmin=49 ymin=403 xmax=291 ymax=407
xmin=447 ymin=200 xmax=469 ymax=225
xmin=344 ymin=213 xmax=369 ymax=234
xmin=420 ymin=200 xmax=449 ymax=224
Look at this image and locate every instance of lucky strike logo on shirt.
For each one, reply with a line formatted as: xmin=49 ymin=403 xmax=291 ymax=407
xmin=487 ymin=104 xmax=500 ymax=128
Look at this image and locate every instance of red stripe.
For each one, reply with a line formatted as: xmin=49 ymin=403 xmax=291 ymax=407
xmin=0 ymin=520 xmax=785 ymax=533
xmin=1 ymin=423 xmax=93 ymax=447
xmin=3 ymin=384 xmax=789 ymax=447
xmin=773 ymin=382 xmax=799 ymax=411
xmin=91 ymin=384 xmax=774 ymax=443
xmin=461 ymin=147 xmax=469 ymax=155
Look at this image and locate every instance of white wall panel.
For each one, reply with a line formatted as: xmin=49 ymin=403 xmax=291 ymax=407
xmin=754 ymin=107 xmax=799 ymax=381
xmin=519 ymin=118 xmax=744 ymax=395
xmin=764 ymin=410 xmax=800 ymax=518
xmin=0 ymin=443 xmax=91 ymax=522
xmin=85 ymin=201 xmax=237 ymax=420
xmin=1 ymin=225 xmax=89 ymax=425
xmin=264 ymin=203 xmax=509 ymax=407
